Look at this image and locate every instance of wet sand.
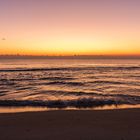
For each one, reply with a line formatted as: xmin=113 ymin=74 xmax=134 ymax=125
xmin=0 ymin=109 xmax=140 ymax=140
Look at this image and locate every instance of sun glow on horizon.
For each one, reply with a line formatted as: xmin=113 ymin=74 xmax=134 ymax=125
xmin=0 ymin=0 xmax=140 ymax=56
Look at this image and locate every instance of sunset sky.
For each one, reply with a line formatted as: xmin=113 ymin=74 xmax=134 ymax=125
xmin=0 ymin=0 xmax=140 ymax=56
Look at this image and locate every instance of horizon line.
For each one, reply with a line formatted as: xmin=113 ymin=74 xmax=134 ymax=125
xmin=0 ymin=54 xmax=140 ymax=59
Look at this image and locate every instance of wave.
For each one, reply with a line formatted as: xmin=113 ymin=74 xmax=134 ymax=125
xmin=0 ymin=91 xmax=140 ymax=108
xmin=46 ymin=81 xmax=84 ymax=86
xmin=0 ymin=68 xmax=68 ymax=72
xmin=0 ymin=98 xmax=136 ymax=108
xmin=0 ymin=76 xmax=75 ymax=82
xmin=39 ymin=77 xmax=74 ymax=81
xmin=0 ymin=66 xmax=140 ymax=72
xmin=32 ymin=90 xmax=140 ymax=99
xmin=88 ymin=81 xmax=123 ymax=85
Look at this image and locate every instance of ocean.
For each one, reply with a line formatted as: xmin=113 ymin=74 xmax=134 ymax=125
xmin=0 ymin=59 xmax=140 ymax=112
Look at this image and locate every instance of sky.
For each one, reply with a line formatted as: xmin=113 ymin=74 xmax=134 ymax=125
xmin=0 ymin=0 xmax=140 ymax=56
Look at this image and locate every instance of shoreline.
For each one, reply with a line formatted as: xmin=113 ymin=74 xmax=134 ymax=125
xmin=0 ymin=104 xmax=140 ymax=114
xmin=0 ymin=104 xmax=140 ymax=113
xmin=0 ymin=108 xmax=140 ymax=140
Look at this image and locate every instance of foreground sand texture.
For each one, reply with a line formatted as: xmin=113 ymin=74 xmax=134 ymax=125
xmin=0 ymin=109 xmax=140 ymax=140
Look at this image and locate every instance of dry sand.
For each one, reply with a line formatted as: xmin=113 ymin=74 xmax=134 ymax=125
xmin=0 ymin=109 xmax=140 ymax=140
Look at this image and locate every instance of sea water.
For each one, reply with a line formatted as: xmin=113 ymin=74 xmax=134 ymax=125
xmin=0 ymin=59 xmax=140 ymax=112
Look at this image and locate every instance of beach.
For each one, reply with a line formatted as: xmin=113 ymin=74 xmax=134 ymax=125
xmin=1 ymin=0 xmax=140 ymax=139
xmin=0 ymin=109 xmax=140 ymax=140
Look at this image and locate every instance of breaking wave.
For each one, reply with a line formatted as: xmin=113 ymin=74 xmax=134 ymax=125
xmin=0 ymin=98 xmax=137 ymax=108
xmin=0 ymin=92 xmax=140 ymax=108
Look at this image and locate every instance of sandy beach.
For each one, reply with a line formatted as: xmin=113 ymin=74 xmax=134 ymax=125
xmin=0 ymin=109 xmax=140 ymax=140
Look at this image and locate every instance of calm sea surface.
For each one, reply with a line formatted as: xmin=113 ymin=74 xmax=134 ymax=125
xmin=0 ymin=59 xmax=140 ymax=112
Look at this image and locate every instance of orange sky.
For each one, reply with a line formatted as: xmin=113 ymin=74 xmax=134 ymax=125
xmin=0 ymin=0 xmax=140 ymax=56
